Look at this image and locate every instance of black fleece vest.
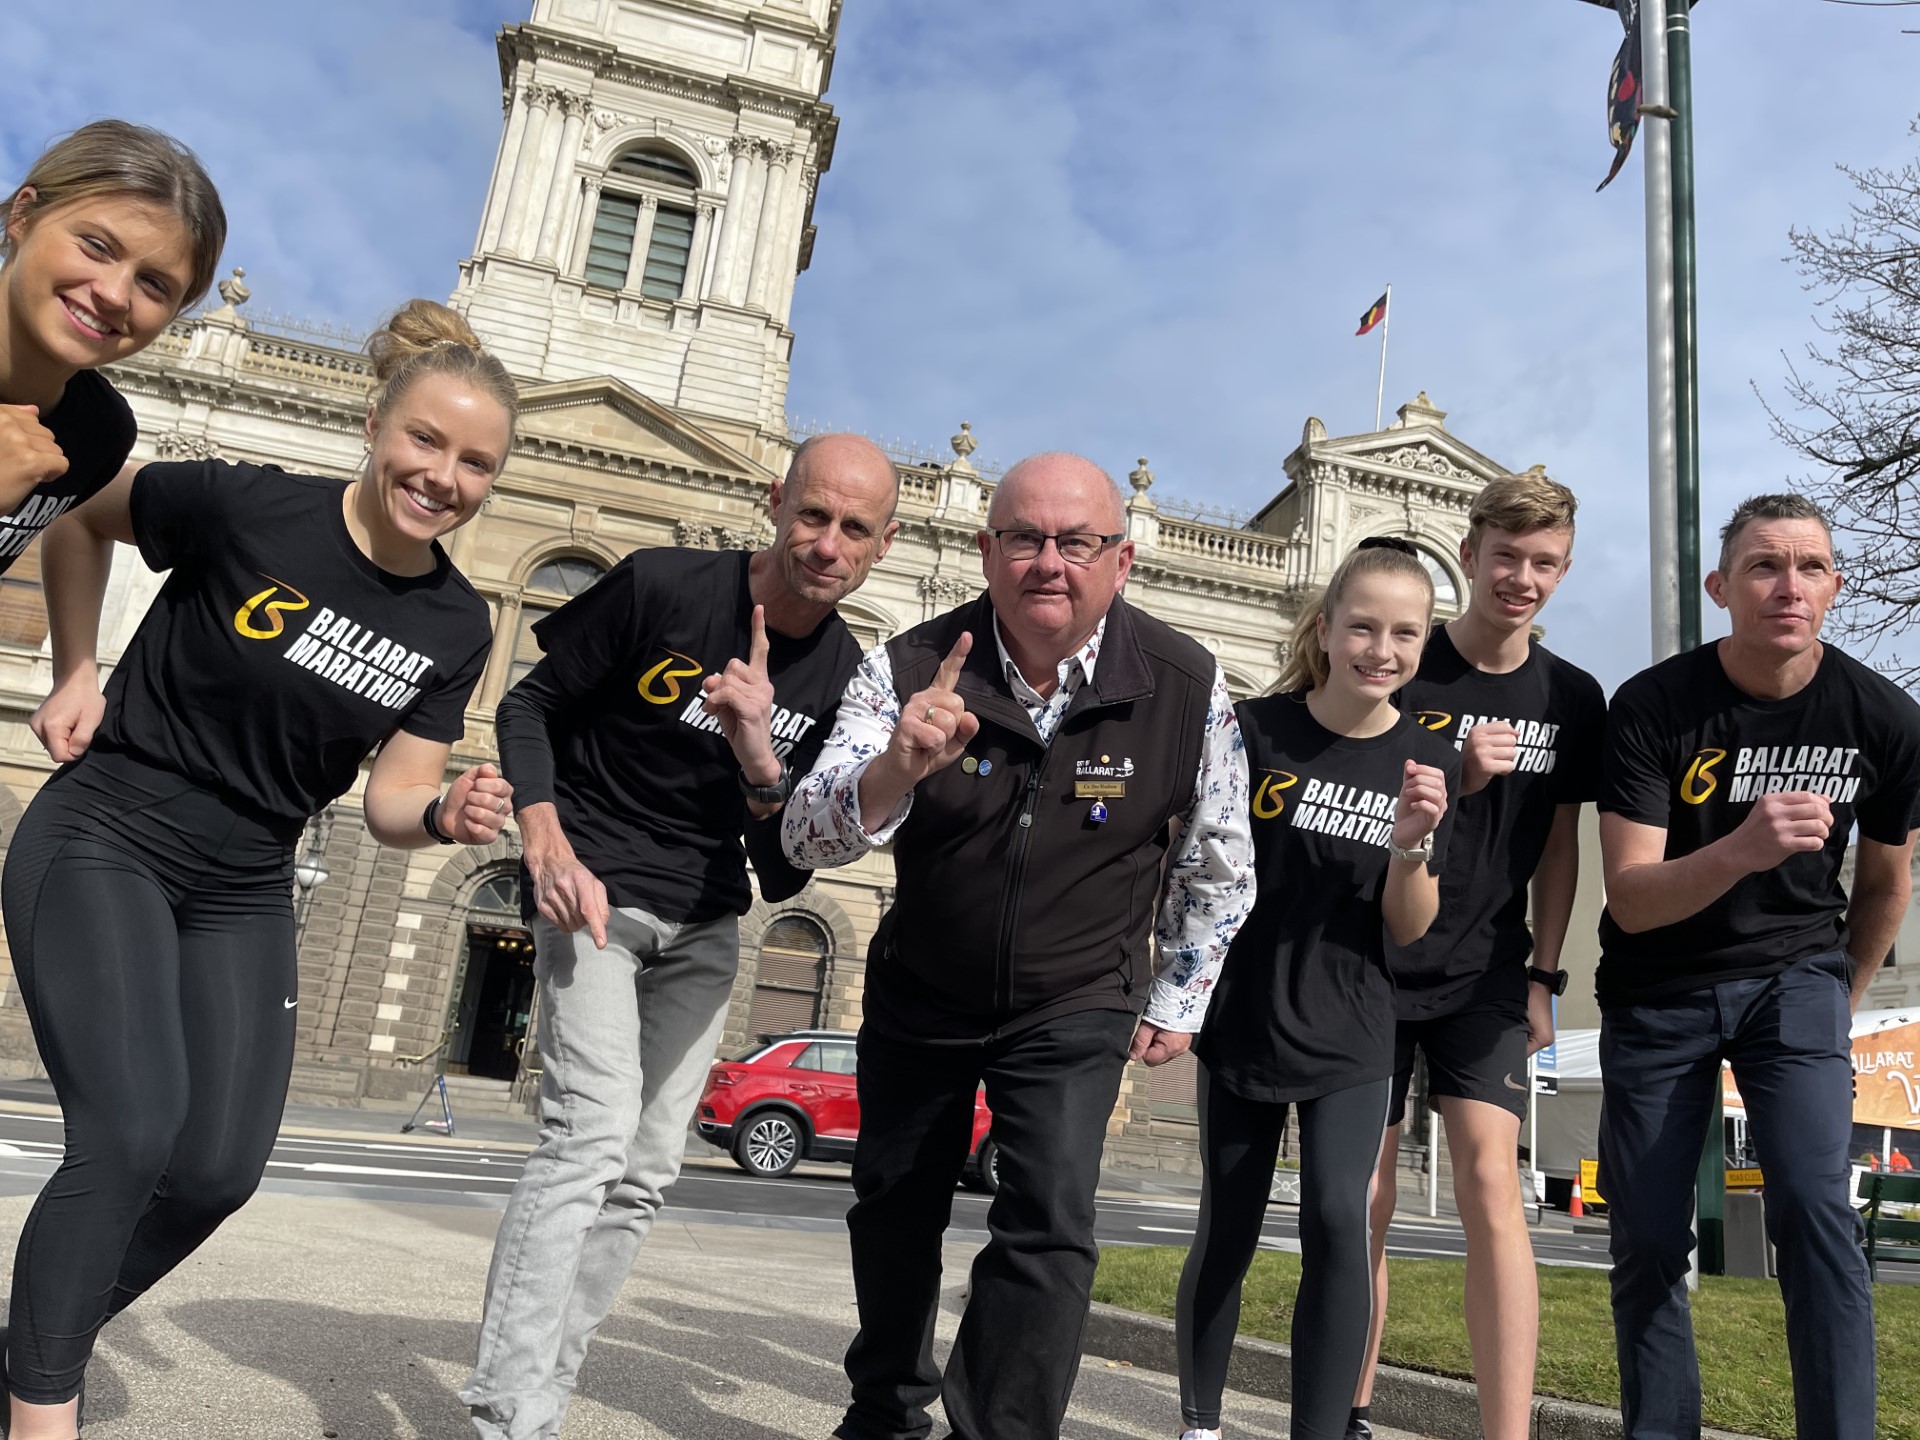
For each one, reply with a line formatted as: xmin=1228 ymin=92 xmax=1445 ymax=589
xmin=866 ymin=593 xmax=1214 ymax=1042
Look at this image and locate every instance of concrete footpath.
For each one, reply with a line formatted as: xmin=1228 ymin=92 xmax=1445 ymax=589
xmin=34 ymin=1192 xmax=1436 ymax=1440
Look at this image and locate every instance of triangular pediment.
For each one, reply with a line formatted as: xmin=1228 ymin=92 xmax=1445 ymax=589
xmin=1305 ymin=427 xmax=1508 ymax=488
xmin=513 ymin=377 xmax=774 ymax=479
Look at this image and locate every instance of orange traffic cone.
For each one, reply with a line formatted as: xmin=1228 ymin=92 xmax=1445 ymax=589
xmin=1570 ymin=1176 xmax=1586 ymax=1219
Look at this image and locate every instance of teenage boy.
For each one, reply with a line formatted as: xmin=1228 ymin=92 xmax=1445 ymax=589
xmin=1351 ymin=471 xmax=1606 ymax=1440
xmin=1596 ymin=494 xmax=1919 ymax=1440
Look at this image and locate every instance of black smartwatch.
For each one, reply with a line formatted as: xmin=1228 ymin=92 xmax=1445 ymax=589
xmin=1527 ymin=965 xmax=1569 ymax=997
xmin=738 ymin=762 xmax=791 ymax=806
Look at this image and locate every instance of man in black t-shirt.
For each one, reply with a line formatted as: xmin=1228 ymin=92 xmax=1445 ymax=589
xmin=462 ymin=434 xmax=901 ymax=1440
xmin=1353 ymin=472 xmax=1605 ymax=1440
xmin=1597 ymin=495 xmax=1920 ymax=1440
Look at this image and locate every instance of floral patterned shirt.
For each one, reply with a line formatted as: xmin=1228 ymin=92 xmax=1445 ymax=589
xmin=782 ymin=613 xmax=1255 ymax=1032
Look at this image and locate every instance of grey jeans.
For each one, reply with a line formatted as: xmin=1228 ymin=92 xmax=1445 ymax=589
xmin=461 ymin=905 xmax=740 ymax=1439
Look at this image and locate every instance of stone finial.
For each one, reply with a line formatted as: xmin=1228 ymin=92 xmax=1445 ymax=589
xmin=1396 ymin=391 xmax=1447 ymax=430
xmin=215 ymin=267 xmax=250 ymax=311
xmin=1302 ymin=417 xmax=1327 ymax=445
xmin=948 ymin=421 xmax=978 ymax=476
xmin=1129 ymin=457 xmax=1155 ymax=494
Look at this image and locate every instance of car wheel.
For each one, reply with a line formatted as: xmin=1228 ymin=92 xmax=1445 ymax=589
xmin=965 ymin=1136 xmax=1000 ymax=1195
xmin=734 ymin=1110 xmax=803 ymax=1178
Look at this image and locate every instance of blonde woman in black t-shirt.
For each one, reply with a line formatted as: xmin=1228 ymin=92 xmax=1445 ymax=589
xmin=1 ymin=301 xmax=516 ymax=1438
xmin=1176 ymin=538 xmax=1458 ymax=1440
xmin=0 ymin=120 xmax=227 ymax=577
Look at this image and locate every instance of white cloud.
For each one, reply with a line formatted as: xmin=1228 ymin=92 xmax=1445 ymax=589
xmin=8 ymin=0 xmax=1916 ymax=691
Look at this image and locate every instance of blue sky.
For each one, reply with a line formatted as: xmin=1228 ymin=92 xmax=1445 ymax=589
xmin=7 ymin=1 xmax=1916 ymax=692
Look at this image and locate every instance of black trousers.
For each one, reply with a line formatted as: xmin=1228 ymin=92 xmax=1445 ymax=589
xmin=0 ymin=752 xmax=299 ymax=1403
xmin=1176 ymin=1067 xmax=1391 ymax=1440
xmin=836 ymin=1007 xmax=1136 ymax=1440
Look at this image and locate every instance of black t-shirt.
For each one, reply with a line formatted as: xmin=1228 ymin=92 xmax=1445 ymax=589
xmin=496 ymin=547 xmax=860 ymax=924
xmin=1197 ymin=692 xmax=1461 ymax=1104
xmin=1597 ymin=642 xmax=1920 ymax=1003
xmin=95 ymin=461 xmax=491 ymax=825
xmin=1388 ymin=627 xmax=1607 ymax=1017
xmin=0 ymin=370 xmax=136 ymax=573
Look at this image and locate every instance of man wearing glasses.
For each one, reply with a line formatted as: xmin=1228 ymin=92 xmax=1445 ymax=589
xmin=785 ymin=451 xmax=1255 ymax=1440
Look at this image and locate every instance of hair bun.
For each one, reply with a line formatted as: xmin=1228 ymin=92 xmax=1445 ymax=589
xmin=367 ymin=299 xmax=483 ymax=384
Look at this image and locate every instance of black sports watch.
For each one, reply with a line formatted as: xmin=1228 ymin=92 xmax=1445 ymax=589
xmin=1527 ymin=965 xmax=1569 ymax=997
xmin=738 ymin=762 xmax=791 ymax=807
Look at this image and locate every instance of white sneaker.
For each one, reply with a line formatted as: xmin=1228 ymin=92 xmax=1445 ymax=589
xmin=1179 ymin=1430 xmax=1221 ymax=1440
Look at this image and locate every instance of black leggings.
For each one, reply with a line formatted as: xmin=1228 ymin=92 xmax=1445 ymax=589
xmin=1176 ymin=1067 xmax=1390 ymax=1439
xmin=0 ymin=751 xmax=299 ymax=1404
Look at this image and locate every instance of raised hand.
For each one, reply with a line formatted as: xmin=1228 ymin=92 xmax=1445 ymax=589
xmin=0 ymin=405 xmax=68 ymax=514
xmin=702 ymin=604 xmax=781 ymax=787
xmin=857 ymin=632 xmax=982 ymax=829
xmin=1459 ymin=720 xmax=1518 ymax=795
xmin=1391 ymin=758 xmax=1449 ymax=853
xmin=1731 ymin=790 xmax=1832 ymax=872
xmin=440 ymin=762 xmax=514 ymax=845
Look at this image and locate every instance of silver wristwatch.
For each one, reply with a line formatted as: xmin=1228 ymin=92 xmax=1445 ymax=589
xmin=1386 ymin=831 xmax=1434 ymax=863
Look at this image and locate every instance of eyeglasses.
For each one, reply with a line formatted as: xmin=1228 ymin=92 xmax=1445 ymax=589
xmin=991 ymin=529 xmax=1125 ymax=566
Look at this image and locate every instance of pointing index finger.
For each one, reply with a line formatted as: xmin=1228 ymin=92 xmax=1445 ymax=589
xmin=934 ymin=631 xmax=972 ymax=691
xmin=748 ymin=605 xmax=769 ymax=675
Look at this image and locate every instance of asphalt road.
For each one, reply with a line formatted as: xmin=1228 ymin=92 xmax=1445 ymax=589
xmin=0 ymin=1105 xmax=1622 ymax=1268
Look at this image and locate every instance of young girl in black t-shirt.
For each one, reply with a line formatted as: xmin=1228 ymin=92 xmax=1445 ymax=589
xmin=1176 ymin=539 xmax=1459 ymax=1440
xmin=0 ymin=120 xmax=227 ymax=575
xmin=0 ymin=301 xmax=517 ymax=1434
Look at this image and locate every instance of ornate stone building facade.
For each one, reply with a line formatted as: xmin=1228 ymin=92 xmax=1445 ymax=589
xmin=0 ymin=0 xmax=1527 ymax=1169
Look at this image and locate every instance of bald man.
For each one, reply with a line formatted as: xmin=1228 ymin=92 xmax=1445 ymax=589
xmin=465 ymin=434 xmax=901 ymax=1440
xmin=785 ymin=452 xmax=1255 ymax=1440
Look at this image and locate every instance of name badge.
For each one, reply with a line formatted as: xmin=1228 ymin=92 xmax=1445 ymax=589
xmin=1074 ymin=780 xmax=1126 ymax=799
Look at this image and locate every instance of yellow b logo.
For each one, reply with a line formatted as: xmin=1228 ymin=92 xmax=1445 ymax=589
xmin=1252 ymin=770 xmax=1300 ymax=820
xmin=638 ymin=651 xmax=704 ymax=705
xmin=233 ymin=576 xmax=310 ymax=640
xmin=1414 ymin=710 xmax=1453 ymax=732
xmin=1681 ymin=748 xmax=1726 ymax=805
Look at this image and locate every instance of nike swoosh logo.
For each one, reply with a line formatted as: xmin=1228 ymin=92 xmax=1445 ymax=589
xmin=283 ymin=998 xmax=298 ymax=1009
xmin=1503 ymin=1073 xmax=1526 ymax=1091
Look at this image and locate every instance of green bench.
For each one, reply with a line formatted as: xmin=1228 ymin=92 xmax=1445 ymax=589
xmin=1858 ymin=1170 xmax=1920 ymax=1280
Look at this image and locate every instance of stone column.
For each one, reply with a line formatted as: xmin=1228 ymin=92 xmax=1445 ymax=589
xmin=499 ymin=84 xmax=556 ymax=258
xmin=706 ymin=135 xmax=756 ymax=303
xmin=535 ymin=93 xmax=589 ymax=263
xmin=745 ymin=143 xmax=793 ymax=312
xmin=624 ymin=194 xmax=659 ymax=293
xmin=479 ymin=82 xmax=530 ymax=254
xmin=773 ymin=165 xmax=816 ymax=326
xmin=565 ymin=177 xmax=602 ymax=277
xmin=682 ymin=202 xmax=717 ymax=302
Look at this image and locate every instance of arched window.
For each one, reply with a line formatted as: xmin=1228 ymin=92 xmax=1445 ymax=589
xmin=748 ymin=914 xmax=830 ymax=1036
xmin=583 ymin=146 xmax=699 ymax=301
xmin=1417 ymin=548 xmax=1460 ymax=609
xmin=470 ymin=872 xmax=521 ymax=921
xmin=509 ymin=554 xmax=609 ymax=690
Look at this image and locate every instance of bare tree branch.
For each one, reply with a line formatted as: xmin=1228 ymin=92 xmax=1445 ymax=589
xmin=1758 ymin=118 xmax=1920 ymax=686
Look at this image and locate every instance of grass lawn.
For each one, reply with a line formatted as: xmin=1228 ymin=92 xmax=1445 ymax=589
xmin=1091 ymin=1246 xmax=1917 ymax=1440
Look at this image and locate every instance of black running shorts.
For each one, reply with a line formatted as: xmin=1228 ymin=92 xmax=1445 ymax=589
xmin=1386 ymin=997 xmax=1533 ymax=1126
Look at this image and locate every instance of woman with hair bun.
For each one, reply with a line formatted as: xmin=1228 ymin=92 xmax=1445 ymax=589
xmin=1173 ymin=538 xmax=1460 ymax=1440
xmin=1 ymin=299 xmax=517 ymax=1436
xmin=0 ymin=119 xmax=226 ymax=575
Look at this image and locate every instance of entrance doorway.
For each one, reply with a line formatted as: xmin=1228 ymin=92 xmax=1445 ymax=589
xmin=447 ymin=873 xmax=537 ymax=1082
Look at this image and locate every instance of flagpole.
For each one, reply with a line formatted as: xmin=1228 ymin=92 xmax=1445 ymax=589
xmin=1374 ymin=283 xmax=1392 ymax=431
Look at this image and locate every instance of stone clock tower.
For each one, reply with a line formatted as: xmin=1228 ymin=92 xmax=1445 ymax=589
xmin=452 ymin=0 xmax=841 ymax=468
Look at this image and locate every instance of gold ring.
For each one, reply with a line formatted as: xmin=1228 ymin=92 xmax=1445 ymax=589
xmin=924 ymin=704 xmax=938 ymax=723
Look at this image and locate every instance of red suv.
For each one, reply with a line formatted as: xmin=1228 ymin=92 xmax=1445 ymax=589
xmin=697 ymin=1029 xmax=999 ymax=1192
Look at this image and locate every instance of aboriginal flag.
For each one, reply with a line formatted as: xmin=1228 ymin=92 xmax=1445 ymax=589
xmin=1597 ymin=0 xmax=1642 ymax=192
xmin=1355 ymin=292 xmax=1388 ymax=336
